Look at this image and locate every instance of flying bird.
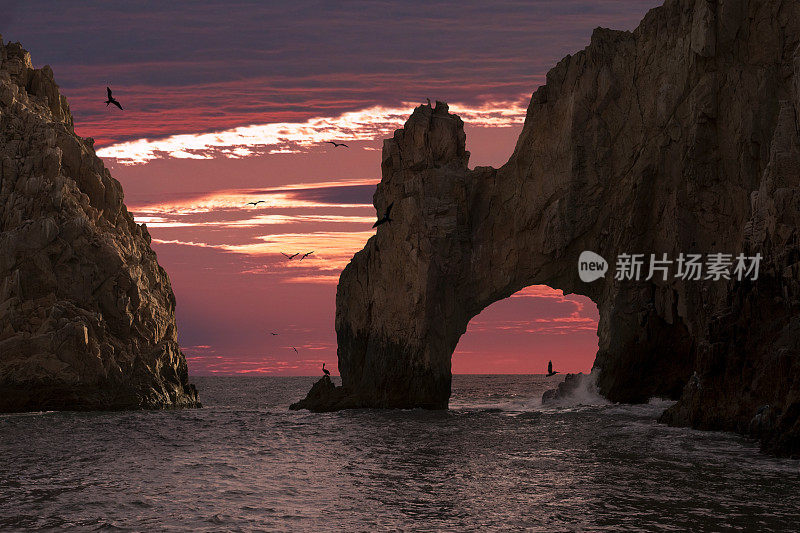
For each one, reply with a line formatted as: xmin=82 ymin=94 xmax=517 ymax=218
xmin=326 ymin=141 xmax=349 ymax=148
xmin=546 ymin=360 xmax=559 ymax=377
xmin=322 ymin=363 xmax=330 ymax=377
xmin=246 ymin=200 xmax=265 ymax=206
xmin=300 ymin=251 xmax=314 ymax=260
xmin=281 ymin=253 xmax=299 ymax=259
xmin=105 ymin=87 xmax=123 ymax=110
xmin=372 ymin=202 xmax=394 ymax=228
xmin=292 ymin=346 xmax=298 ymax=354
xmin=269 ymin=332 xmax=278 ymax=336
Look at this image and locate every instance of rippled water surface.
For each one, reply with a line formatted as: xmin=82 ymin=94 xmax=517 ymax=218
xmin=2 ymin=375 xmax=799 ymax=531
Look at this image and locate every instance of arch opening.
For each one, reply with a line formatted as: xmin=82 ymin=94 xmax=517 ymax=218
xmin=452 ymin=285 xmax=598 ymax=376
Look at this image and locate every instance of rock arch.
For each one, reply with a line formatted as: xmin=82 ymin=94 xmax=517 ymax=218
xmin=330 ymin=98 xmax=694 ymax=410
xmin=293 ymin=0 xmax=800 ymax=456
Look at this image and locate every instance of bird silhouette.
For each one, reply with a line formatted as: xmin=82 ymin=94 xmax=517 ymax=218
xmin=372 ymin=202 xmax=394 ymax=228
xmin=281 ymin=252 xmax=299 ymax=259
xmin=292 ymin=346 xmax=298 ymax=354
xmin=322 ymin=363 xmax=331 ymax=377
xmin=326 ymin=141 xmax=349 ymax=148
xmin=300 ymin=251 xmax=314 ymax=260
xmin=426 ymin=97 xmax=432 ymax=106
xmin=105 ymin=87 xmax=123 ymax=110
xmin=269 ymin=332 xmax=278 ymax=336
xmin=546 ymin=360 xmax=559 ymax=377
xmin=246 ymin=200 xmax=265 ymax=206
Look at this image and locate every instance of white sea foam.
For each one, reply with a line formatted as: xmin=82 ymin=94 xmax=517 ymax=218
xmin=541 ymin=371 xmax=610 ymax=408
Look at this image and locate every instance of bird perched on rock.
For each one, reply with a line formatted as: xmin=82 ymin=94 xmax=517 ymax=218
xmin=322 ymin=363 xmax=330 ymax=377
xmin=105 ymin=87 xmax=123 ymax=110
xmin=373 ymin=202 xmax=394 ymax=228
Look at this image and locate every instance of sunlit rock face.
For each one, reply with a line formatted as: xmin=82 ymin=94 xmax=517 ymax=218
xmin=0 ymin=38 xmax=200 ymax=411
xmin=292 ymin=0 xmax=800 ymax=455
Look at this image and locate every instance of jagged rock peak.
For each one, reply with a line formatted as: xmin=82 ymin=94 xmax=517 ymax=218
xmin=0 ymin=38 xmax=200 ymax=411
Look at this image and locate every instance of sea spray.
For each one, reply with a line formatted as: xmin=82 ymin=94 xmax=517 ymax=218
xmin=541 ymin=371 xmax=609 ymax=407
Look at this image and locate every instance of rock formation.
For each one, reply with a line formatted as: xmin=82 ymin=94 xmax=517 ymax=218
xmin=289 ymin=375 xmax=346 ymax=411
xmin=541 ymin=373 xmax=594 ymax=405
xmin=293 ymin=0 xmax=800 ymax=456
xmin=0 ymin=38 xmax=200 ymax=411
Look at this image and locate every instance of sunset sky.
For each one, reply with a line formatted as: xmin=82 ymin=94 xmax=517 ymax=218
xmin=2 ymin=0 xmax=662 ymax=375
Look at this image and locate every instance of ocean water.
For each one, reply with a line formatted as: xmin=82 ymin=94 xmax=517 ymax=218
xmin=1 ymin=375 xmax=799 ymax=532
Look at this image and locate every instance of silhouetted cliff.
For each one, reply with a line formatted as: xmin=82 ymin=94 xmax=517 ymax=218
xmin=0 ymin=38 xmax=199 ymax=411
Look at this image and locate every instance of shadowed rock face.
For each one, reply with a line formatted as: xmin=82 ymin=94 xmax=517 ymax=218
xmin=0 ymin=38 xmax=200 ymax=411
xmin=293 ymin=0 xmax=800 ymax=455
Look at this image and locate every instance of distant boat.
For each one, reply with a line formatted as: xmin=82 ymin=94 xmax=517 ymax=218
xmin=546 ymin=360 xmax=559 ymax=377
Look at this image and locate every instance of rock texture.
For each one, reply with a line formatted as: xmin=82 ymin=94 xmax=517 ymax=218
xmin=292 ymin=0 xmax=800 ymax=456
xmin=0 ymin=38 xmax=200 ymax=411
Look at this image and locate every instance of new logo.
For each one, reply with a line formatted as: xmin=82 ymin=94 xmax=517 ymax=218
xmin=578 ymin=251 xmax=608 ymax=282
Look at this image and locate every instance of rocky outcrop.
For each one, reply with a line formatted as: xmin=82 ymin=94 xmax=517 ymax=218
xmin=289 ymin=376 xmax=348 ymax=411
xmin=0 ymin=38 xmax=200 ymax=411
xmin=293 ymin=0 xmax=800 ymax=455
xmin=541 ymin=373 xmax=592 ymax=405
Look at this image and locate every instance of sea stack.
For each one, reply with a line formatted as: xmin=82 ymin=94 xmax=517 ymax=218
xmin=0 ymin=38 xmax=200 ymax=411
xmin=294 ymin=0 xmax=800 ymax=456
